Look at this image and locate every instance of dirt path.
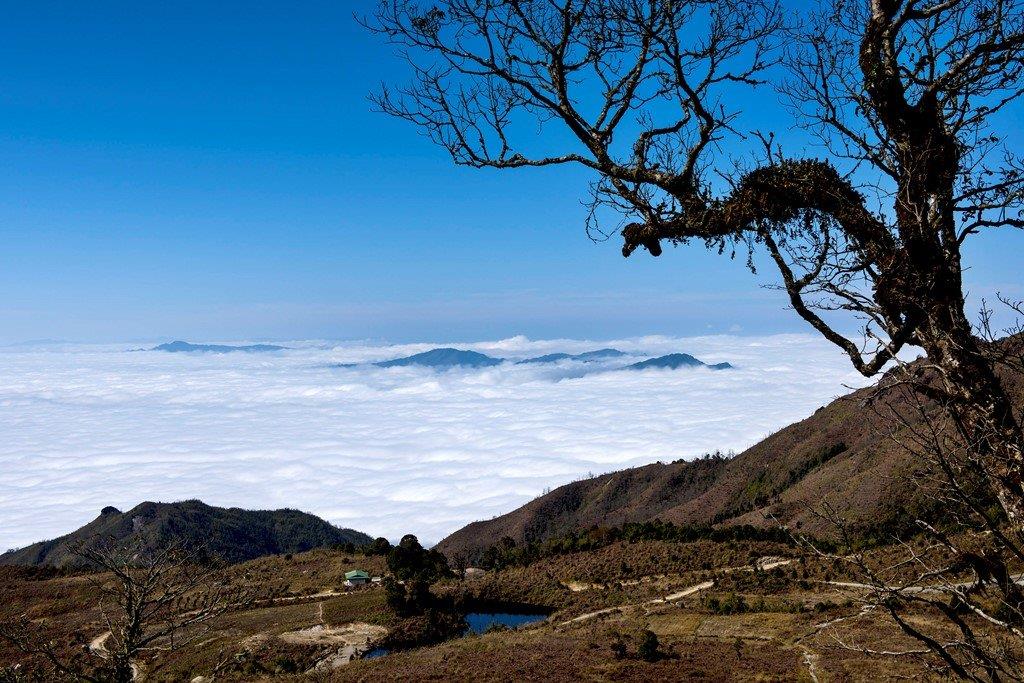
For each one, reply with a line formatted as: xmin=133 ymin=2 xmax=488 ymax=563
xmin=280 ymin=622 xmax=387 ymax=647
xmin=88 ymin=631 xmax=110 ymax=654
xmin=559 ymin=605 xmax=627 ymax=626
xmin=799 ymin=646 xmax=821 ymax=683
xmin=558 ymin=579 xmax=716 ymax=627
xmin=655 ymin=580 xmax=716 ymax=603
xmin=85 ymin=631 xmax=143 ymax=681
xmin=561 ymin=557 xmax=793 ymax=596
xmin=266 ymin=594 xmax=387 ymax=672
xmin=279 ymin=620 xmax=387 ymax=672
xmin=556 ymin=556 xmax=795 ymax=627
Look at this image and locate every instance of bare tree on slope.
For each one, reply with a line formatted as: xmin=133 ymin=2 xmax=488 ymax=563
xmin=0 ymin=540 xmax=242 ymax=682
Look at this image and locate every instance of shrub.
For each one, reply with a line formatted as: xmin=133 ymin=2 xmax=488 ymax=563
xmin=706 ymin=592 xmax=747 ymax=615
xmin=638 ymin=630 xmax=660 ymax=662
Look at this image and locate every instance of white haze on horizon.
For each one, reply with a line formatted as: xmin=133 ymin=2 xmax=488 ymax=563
xmin=0 ymin=333 xmax=878 ymax=551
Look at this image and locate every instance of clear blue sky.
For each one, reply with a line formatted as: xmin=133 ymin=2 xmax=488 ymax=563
xmin=1 ymin=1 xmax=1021 ymax=343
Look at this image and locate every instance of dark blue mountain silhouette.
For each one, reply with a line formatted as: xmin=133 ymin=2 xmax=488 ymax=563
xmin=517 ymin=348 xmax=626 ymax=364
xmin=624 ymin=353 xmax=733 ymax=370
xmin=516 ymin=352 xmax=573 ymax=364
xmin=374 ymin=348 xmax=504 ymax=368
xmin=152 ymin=340 xmax=287 ymax=353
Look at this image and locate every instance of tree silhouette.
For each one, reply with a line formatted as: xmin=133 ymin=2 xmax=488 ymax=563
xmin=371 ymin=1 xmax=1024 ymax=676
xmin=369 ymin=0 xmax=1024 ymax=525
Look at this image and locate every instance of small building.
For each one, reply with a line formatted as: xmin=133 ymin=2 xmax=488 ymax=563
xmin=344 ymin=570 xmax=371 ymax=587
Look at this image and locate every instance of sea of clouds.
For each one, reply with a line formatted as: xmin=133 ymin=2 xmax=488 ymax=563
xmin=0 ymin=334 xmax=877 ymax=551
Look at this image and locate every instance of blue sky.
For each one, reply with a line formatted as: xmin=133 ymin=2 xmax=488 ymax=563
xmin=1 ymin=1 xmax=1021 ymax=344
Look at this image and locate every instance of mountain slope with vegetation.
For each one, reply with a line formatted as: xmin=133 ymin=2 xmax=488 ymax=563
xmin=438 ymin=358 xmax=1024 ymax=562
xmin=0 ymin=500 xmax=371 ymax=567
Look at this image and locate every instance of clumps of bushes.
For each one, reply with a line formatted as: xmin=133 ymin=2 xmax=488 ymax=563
xmin=375 ymin=534 xmax=471 ymax=651
xmin=479 ymin=520 xmax=795 ymax=571
xmin=222 ymin=637 xmax=328 ymax=677
xmin=705 ymin=592 xmax=748 ymax=615
xmin=715 ymin=565 xmax=795 ymax=594
xmin=383 ymin=534 xmax=453 ymax=616
xmin=608 ymin=628 xmax=665 ymax=662
xmin=363 ymin=537 xmax=394 ymax=556
xmin=380 ymin=609 xmax=467 ymax=650
xmin=702 ymin=592 xmax=845 ymax=615
xmin=638 ymin=630 xmax=661 ymax=662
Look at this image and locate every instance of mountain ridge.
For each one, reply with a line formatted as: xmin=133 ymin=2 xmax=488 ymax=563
xmin=0 ymin=500 xmax=371 ymax=568
xmin=336 ymin=346 xmax=730 ymax=372
xmin=624 ymin=353 xmax=733 ymax=371
xmin=152 ymin=340 xmax=287 ymax=353
xmin=516 ymin=348 xmax=627 ymax=364
xmin=374 ymin=347 xmax=504 ymax=368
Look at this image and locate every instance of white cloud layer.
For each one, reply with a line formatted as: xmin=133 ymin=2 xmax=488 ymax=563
xmin=0 ymin=334 xmax=873 ymax=550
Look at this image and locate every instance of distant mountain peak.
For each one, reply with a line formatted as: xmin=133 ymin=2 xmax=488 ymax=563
xmin=624 ymin=353 xmax=733 ymax=371
xmin=373 ymin=347 xmax=504 ymax=369
xmin=516 ymin=348 xmax=627 ymax=364
xmin=151 ymin=341 xmax=287 ymax=353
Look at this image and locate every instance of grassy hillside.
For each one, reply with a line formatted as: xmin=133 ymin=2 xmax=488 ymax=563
xmin=438 ymin=356 xmax=1024 ymax=563
xmin=0 ymin=500 xmax=372 ymax=567
xmin=0 ymin=541 xmax=955 ymax=680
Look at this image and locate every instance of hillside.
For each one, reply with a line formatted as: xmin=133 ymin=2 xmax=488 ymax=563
xmin=438 ymin=357 xmax=1024 ymax=562
xmin=0 ymin=500 xmax=371 ymax=568
xmin=0 ymin=541 xmax=934 ymax=681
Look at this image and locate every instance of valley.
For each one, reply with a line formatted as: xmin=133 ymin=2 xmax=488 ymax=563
xmin=0 ymin=535 xmax=970 ymax=681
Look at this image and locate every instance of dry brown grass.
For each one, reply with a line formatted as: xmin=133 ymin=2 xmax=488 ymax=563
xmin=0 ymin=539 xmax=989 ymax=681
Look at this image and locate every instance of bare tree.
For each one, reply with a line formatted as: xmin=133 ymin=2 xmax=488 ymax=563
xmin=370 ymin=1 xmax=1024 ymax=675
xmin=795 ymin=322 xmax=1024 ymax=680
xmin=0 ymin=540 xmax=244 ymax=683
xmin=368 ymin=0 xmax=1024 ymax=524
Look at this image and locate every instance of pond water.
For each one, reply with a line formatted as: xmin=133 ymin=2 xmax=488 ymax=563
xmin=361 ymin=611 xmax=548 ymax=660
xmin=463 ymin=611 xmax=547 ymax=634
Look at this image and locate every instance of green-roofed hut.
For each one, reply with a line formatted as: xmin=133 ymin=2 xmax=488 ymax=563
xmin=345 ymin=569 xmax=371 ymax=586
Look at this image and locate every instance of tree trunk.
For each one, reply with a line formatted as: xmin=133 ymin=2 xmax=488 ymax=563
xmin=918 ymin=317 xmax=1024 ymax=526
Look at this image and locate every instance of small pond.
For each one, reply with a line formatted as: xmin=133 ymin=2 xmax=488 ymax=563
xmin=463 ymin=611 xmax=547 ymax=634
xmin=361 ymin=610 xmax=548 ymax=660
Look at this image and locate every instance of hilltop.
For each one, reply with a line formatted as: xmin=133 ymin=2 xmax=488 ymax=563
xmin=0 ymin=500 xmax=371 ymax=568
